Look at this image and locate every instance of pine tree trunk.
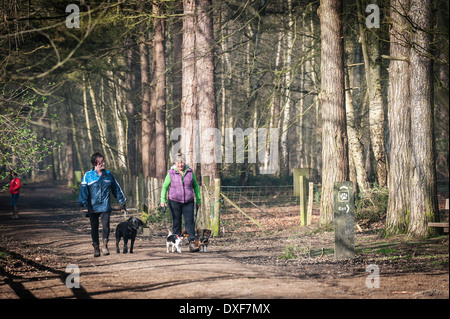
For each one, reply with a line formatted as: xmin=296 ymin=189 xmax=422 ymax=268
xmin=345 ymin=68 xmax=369 ymax=194
xmin=109 ymin=60 xmax=127 ymax=170
xmin=408 ymin=0 xmax=438 ymax=238
xmin=280 ymin=0 xmax=294 ymax=176
xmin=181 ymin=0 xmax=197 ymax=168
xmin=124 ymin=37 xmax=138 ymax=176
xmin=87 ymin=77 xmax=109 ymax=161
xmin=66 ymin=125 xmax=75 ymax=187
xmin=67 ymin=89 xmax=84 ymax=174
xmin=171 ymin=10 xmax=183 ymax=134
xmin=386 ymin=0 xmax=411 ymax=235
xmin=196 ymin=0 xmax=218 ymax=181
xmin=82 ymin=73 xmax=94 ymax=155
xmin=356 ymin=0 xmax=387 ymax=187
xmin=139 ymin=0 xmax=152 ymax=178
xmin=153 ymin=2 xmax=167 ymax=182
xmin=367 ymin=32 xmax=387 ymax=187
xmin=318 ymin=0 xmax=349 ymax=225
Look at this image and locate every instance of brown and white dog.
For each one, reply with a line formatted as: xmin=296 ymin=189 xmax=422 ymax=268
xmin=198 ymin=228 xmax=211 ymax=252
xmin=184 ymin=228 xmax=212 ymax=252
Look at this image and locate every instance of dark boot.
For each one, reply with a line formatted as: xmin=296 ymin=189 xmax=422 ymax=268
xmin=11 ymin=207 xmax=18 ymax=219
xmin=93 ymin=244 xmax=101 ymax=257
xmin=102 ymin=239 xmax=110 ymax=256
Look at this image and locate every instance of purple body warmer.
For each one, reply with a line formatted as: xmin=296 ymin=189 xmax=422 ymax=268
xmin=168 ymin=168 xmax=195 ymax=203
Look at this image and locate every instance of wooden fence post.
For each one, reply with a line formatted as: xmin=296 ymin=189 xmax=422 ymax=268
xmin=138 ymin=174 xmax=144 ymax=211
xmin=135 ymin=176 xmax=139 ymax=210
xmin=201 ymin=176 xmax=210 ymax=230
xmin=146 ymin=177 xmax=151 ymax=213
xmin=307 ymin=182 xmax=314 ymax=225
xmin=299 ymin=175 xmax=308 ymax=226
xmin=212 ymin=178 xmax=221 ymax=237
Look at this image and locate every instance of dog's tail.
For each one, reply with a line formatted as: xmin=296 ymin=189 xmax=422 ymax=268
xmin=167 ymin=229 xmax=172 ymax=236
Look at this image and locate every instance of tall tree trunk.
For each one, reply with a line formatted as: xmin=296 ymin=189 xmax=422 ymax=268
xmin=82 ymin=73 xmax=94 ymax=155
xmin=267 ymin=20 xmax=283 ymax=174
xmin=66 ymin=125 xmax=75 ymax=187
xmin=385 ymin=0 xmax=411 ymax=235
xmin=110 ymin=59 xmax=127 ymax=170
xmin=87 ymin=77 xmax=109 ymax=161
xmin=345 ymin=31 xmax=369 ymax=194
xmin=356 ymin=0 xmax=387 ymax=187
xmin=67 ymin=88 xmax=84 ymax=174
xmin=408 ymin=0 xmax=438 ymax=238
xmin=139 ymin=0 xmax=152 ymax=178
xmin=124 ymin=36 xmax=138 ymax=176
xmin=181 ymin=0 xmax=198 ymax=169
xmin=219 ymin=6 xmax=229 ymax=163
xmin=280 ymin=0 xmax=294 ymax=176
xmin=196 ymin=0 xmax=219 ymax=181
xmin=171 ymin=5 xmax=183 ymax=143
xmin=345 ymin=68 xmax=369 ymax=194
xmin=309 ymin=3 xmax=320 ymax=182
xmin=153 ymin=2 xmax=167 ymax=182
xmin=318 ymin=0 xmax=349 ymax=225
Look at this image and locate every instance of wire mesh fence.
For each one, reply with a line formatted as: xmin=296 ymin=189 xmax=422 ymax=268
xmin=219 ymin=184 xmax=321 ymax=235
xmin=221 ymin=185 xmax=299 ymax=208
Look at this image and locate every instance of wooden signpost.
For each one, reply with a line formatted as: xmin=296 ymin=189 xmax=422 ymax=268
xmin=333 ymin=182 xmax=355 ymax=259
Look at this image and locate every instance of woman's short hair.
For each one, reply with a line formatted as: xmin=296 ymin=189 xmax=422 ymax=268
xmin=91 ymin=152 xmax=104 ymax=166
xmin=174 ymin=153 xmax=186 ymax=164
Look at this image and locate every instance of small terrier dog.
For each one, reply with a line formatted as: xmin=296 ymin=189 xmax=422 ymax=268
xmin=166 ymin=231 xmax=182 ymax=253
xmin=198 ymin=228 xmax=212 ymax=252
xmin=184 ymin=228 xmax=212 ymax=252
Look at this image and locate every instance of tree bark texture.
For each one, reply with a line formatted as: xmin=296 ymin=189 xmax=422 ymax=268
xmin=408 ymin=0 xmax=438 ymax=237
xmin=356 ymin=0 xmax=387 ymax=188
xmin=124 ymin=37 xmax=138 ymax=176
xmin=139 ymin=0 xmax=152 ymax=178
xmin=345 ymin=67 xmax=369 ymax=194
xmin=386 ymin=0 xmax=411 ymax=235
xmin=153 ymin=2 xmax=167 ymax=182
xmin=318 ymin=0 xmax=349 ymax=225
xmin=181 ymin=0 xmax=198 ymax=168
xmin=196 ymin=0 xmax=219 ymax=181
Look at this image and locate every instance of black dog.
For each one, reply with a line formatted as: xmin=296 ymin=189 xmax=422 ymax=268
xmin=115 ymin=217 xmax=143 ymax=254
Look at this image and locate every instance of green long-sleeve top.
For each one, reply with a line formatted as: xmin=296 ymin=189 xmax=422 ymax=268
xmin=160 ymin=167 xmax=201 ymax=204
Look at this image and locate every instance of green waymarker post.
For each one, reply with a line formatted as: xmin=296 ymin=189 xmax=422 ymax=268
xmin=333 ymin=182 xmax=355 ymax=259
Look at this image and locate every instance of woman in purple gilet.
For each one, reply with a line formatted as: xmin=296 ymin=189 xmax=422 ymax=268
xmin=160 ymin=153 xmax=201 ymax=251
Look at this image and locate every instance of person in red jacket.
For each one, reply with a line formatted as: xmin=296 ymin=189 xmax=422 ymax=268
xmin=9 ymin=170 xmax=21 ymax=219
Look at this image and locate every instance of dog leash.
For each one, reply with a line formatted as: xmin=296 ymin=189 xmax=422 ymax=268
xmin=119 ymin=206 xmax=137 ymax=220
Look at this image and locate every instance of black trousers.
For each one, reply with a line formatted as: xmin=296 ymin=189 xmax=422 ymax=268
xmin=89 ymin=212 xmax=111 ymax=246
xmin=168 ymin=199 xmax=195 ymax=242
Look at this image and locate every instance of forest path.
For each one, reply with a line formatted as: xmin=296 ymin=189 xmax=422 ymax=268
xmin=0 ymin=182 xmax=448 ymax=300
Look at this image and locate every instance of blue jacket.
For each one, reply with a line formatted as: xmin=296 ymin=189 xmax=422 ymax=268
xmin=78 ymin=169 xmax=126 ymax=213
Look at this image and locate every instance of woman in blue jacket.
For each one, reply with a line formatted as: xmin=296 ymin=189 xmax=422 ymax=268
xmin=79 ymin=152 xmax=126 ymax=257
